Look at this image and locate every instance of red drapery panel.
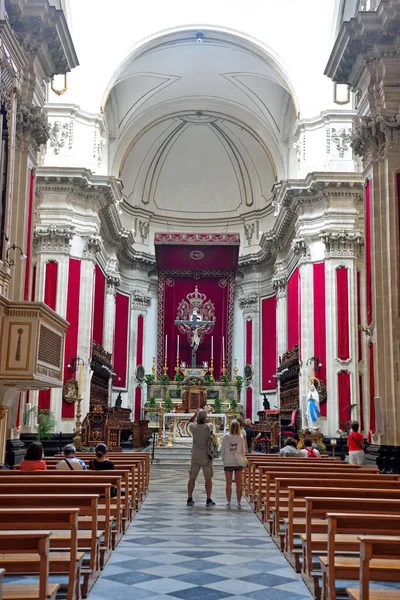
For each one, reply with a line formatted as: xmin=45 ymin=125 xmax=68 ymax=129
xmin=44 ymin=261 xmax=58 ymax=311
xmin=93 ymin=265 xmax=106 ymax=345
xmin=359 ymin=373 xmax=364 ymax=431
xmin=287 ymin=268 xmax=300 ymax=350
xmin=24 ymin=170 xmax=35 ymax=301
xmin=336 ymin=266 xmax=350 ymax=360
xmin=261 ymin=296 xmax=277 ymax=390
xmin=313 ymin=263 xmax=327 ymax=417
xmin=38 ymin=389 xmax=51 ymax=411
xmin=357 ymin=270 xmax=362 ymax=361
xmin=158 ymin=274 xmax=234 ymax=379
xmin=113 ymin=293 xmax=130 ymax=388
xmin=338 ymin=370 xmax=351 ymax=427
xmin=365 ymin=180 xmax=372 ymax=325
xmin=369 ymin=343 xmax=376 ymax=431
xmin=31 ymin=265 xmax=36 ymax=301
xmin=245 ymin=318 xmax=253 ymax=420
xmin=62 ymin=258 xmax=81 ymax=418
xmin=134 ymin=386 xmax=142 ymax=421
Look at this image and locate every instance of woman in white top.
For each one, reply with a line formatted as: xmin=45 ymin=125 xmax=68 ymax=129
xmin=221 ymin=419 xmax=247 ymax=510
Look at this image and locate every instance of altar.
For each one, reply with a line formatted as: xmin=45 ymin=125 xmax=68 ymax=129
xmin=162 ymin=412 xmax=227 ymax=444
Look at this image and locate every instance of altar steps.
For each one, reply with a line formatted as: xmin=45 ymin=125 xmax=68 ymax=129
xmin=151 ymin=446 xmax=223 ymax=470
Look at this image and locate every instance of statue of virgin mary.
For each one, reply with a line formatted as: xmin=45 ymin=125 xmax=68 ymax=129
xmin=306 ymin=383 xmax=321 ymax=429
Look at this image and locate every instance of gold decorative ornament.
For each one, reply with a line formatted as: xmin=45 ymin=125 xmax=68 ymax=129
xmin=51 ymin=74 xmax=68 ymax=96
xmin=63 ymin=378 xmax=79 ymax=403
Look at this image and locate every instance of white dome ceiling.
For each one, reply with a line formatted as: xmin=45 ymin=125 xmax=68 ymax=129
xmin=103 ymin=28 xmax=298 ymax=222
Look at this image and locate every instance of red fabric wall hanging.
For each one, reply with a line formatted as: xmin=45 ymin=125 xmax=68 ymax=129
xmin=359 ymin=373 xmax=364 ymax=431
xmin=313 ymin=263 xmax=327 ymax=417
xmin=245 ymin=318 xmax=253 ymax=419
xmin=158 ymin=273 xmax=235 ymax=379
xmin=369 ymin=343 xmax=375 ymax=431
xmin=365 ymin=180 xmax=372 ymax=325
xmin=336 ymin=266 xmax=350 ymax=360
xmin=93 ymin=265 xmax=106 ymax=346
xmin=338 ymin=370 xmax=351 ymax=427
xmin=261 ymin=296 xmax=277 ymax=391
xmin=62 ymin=258 xmax=81 ymax=419
xmin=24 ymin=169 xmax=35 ymax=301
xmin=113 ymin=292 xmax=130 ymax=388
xmin=287 ymin=268 xmax=300 ymax=350
xmin=44 ymin=261 xmax=58 ymax=311
xmin=357 ymin=271 xmax=362 ymax=361
xmin=38 ymin=389 xmax=51 ymax=411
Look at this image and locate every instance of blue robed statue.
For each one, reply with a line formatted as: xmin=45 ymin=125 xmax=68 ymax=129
xmin=306 ymin=383 xmax=321 ymax=429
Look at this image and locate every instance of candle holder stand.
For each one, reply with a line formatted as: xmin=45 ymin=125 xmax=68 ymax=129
xmin=210 ymin=357 xmax=214 ymax=378
xmin=157 ymin=406 xmax=164 ymax=446
xmin=163 ymin=357 xmax=168 ymax=375
xmin=152 ymin=357 xmax=156 ymax=377
xmin=233 ymin=359 xmax=238 ymax=382
xmin=221 ymin=358 xmax=227 ymax=377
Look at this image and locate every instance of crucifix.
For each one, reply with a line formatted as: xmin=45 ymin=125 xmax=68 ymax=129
xmin=174 ymin=310 xmax=214 ymax=367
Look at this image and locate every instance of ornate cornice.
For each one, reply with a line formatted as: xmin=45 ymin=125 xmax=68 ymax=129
xmin=33 ymin=225 xmax=74 ymax=253
xmin=15 ymin=100 xmax=49 ymax=152
xmin=131 ymin=291 xmax=151 ymax=311
xmin=291 ymin=237 xmax=310 ymax=260
xmin=272 ymin=276 xmax=287 ymax=298
xmin=238 ymin=294 xmax=258 ymax=313
xmin=320 ymin=230 xmax=364 ymax=259
xmin=351 ymin=114 xmax=400 ymax=163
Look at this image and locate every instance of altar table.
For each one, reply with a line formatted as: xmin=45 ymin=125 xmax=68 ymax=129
xmin=162 ymin=413 xmax=227 ymax=443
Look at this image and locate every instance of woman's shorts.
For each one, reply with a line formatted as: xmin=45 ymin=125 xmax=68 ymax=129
xmin=224 ymin=466 xmax=243 ymax=472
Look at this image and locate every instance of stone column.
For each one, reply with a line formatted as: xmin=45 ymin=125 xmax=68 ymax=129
xmin=238 ymin=294 xmax=259 ymax=421
xmin=103 ymin=275 xmax=120 ymax=355
xmin=126 ymin=292 xmax=151 ymax=416
xmin=273 ymin=276 xmax=288 ymax=358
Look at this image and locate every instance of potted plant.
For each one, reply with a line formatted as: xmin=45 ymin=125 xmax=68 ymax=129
xmin=229 ymin=398 xmax=238 ymax=413
xmin=147 ymin=397 xmax=156 ymax=409
xmin=236 ymin=375 xmax=244 ymax=395
xmin=145 ymin=374 xmax=155 ymax=386
xmin=163 ymin=397 xmax=173 ymax=412
xmin=160 ymin=374 xmax=170 ymax=385
xmin=214 ymin=397 xmax=222 ymax=413
xmin=23 ymin=406 xmax=57 ymax=441
xmin=220 ymin=375 xmax=230 ymax=385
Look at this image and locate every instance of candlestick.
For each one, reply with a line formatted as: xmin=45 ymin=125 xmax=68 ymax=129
xmin=222 ymin=337 xmax=225 ymax=361
xmin=165 ymin=334 xmax=168 ymax=357
xmin=221 ymin=358 xmax=226 ymax=377
xmin=233 ymin=358 xmax=238 ymax=382
xmin=152 ymin=357 xmax=156 ymax=377
xmin=175 ymin=357 xmax=180 ymax=374
xmin=163 ymin=356 xmax=168 ymax=375
xmin=211 ymin=336 xmax=214 ymax=359
xmin=210 ymin=357 xmax=214 ymax=378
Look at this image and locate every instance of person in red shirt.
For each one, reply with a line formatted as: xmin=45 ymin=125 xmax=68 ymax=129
xmin=347 ymin=421 xmax=365 ymax=465
xmin=20 ymin=441 xmax=47 ymax=471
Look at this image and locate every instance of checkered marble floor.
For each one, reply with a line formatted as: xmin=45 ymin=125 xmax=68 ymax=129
xmin=90 ymin=467 xmax=312 ymax=600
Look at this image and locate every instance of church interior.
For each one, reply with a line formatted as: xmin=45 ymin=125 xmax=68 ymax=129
xmin=0 ymin=0 xmax=400 ymax=598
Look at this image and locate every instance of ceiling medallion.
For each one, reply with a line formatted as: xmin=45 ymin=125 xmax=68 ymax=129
xmin=189 ymin=250 xmax=205 ymax=260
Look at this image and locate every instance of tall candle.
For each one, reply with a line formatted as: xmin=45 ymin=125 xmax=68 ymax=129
xmin=222 ymin=337 xmax=225 ymax=360
xmin=177 ymin=335 xmax=180 ymax=358
xmin=211 ymin=336 xmax=214 ymax=359
xmin=165 ymin=335 xmax=168 ymax=357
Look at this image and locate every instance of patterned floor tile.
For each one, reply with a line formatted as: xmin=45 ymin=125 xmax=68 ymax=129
xmin=134 ymin=577 xmax=197 ymax=594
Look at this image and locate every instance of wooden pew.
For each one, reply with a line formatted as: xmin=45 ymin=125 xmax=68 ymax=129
xmin=0 ymin=509 xmax=82 ymax=600
xmin=346 ymin=535 xmax=400 ymax=600
xmin=0 ymin=495 xmax=100 ymax=597
xmin=302 ymin=497 xmax=400 ymax=599
xmin=0 ymin=532 xmax=59 ymax=600
xmin=320 ymin=516 xmax=400 ymax=600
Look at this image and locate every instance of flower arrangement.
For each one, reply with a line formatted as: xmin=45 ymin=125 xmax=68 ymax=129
xmin=220 ymin=375 xmax=230 ymax=385
xmin=214 ymin=397 xmax=222 ymax=413
xmin=160 ymin=374 xmax=170 ymax=385
xmin=145 ymin=374 xmax=155 ymax=386
xmin=174 ymin=372 xmax=184 ymax=382
xmin=147 ymin=397 xmax=156 ymax=409
xmin=163 ymin=397 xmax=173 ymax=412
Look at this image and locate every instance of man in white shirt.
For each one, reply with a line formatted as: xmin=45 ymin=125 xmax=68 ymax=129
xmin=56 ymin=444 xmax=87 ymax=470
xmin=187 ymin=410 xmax=215 ymax=507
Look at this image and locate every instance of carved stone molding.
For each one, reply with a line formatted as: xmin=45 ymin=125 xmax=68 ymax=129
xmin=244 ymin=223 xmax=255 ymax=246
xmin=291 ymin=238 xmax=309 ymax=259
xmin=138 ymin=220 xmax=150 ymax=245
xmin=15 ymin=101 xmax=50 ymax=153
xmin=131 ymin=291 xmax=151 ymax=311
xmin=83 ymin=235 xmax=102 ymax=260
xmin=320 ymin=230 xmax=364 ymax=258
xmin=33 ymin=225 xmax=74 ymax=253
xmin=49 ymin=121 xmax=69 ymax=154
xmin=106 ymin=274 xmax=121 ymax=295
xmin=272 ymin=276 xmax=287 ymax=298
xmin=238 ymin=294 xmax=258 ymax=313
xmin=331 ymin=128 xmax=352 ymax=158
xmin=351 ymin=114 xmax=400 ymax=163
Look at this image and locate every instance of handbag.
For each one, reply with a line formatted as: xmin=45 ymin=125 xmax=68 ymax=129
xmin=234 ymin=452 xmax=248 ymax=468
xmin=207 ymin=430 xmax=221 ymax=460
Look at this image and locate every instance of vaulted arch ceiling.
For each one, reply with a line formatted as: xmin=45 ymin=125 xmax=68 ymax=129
xmin=103 ymin=28 xmax=298 ymax=222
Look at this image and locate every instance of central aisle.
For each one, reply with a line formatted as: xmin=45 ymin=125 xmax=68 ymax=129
xmin=91 ymin=468 xmax=311 ymax=600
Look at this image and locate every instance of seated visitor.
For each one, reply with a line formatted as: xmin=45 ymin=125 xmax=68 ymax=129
xmin=20 ymin=441 xmax=47 ymax=471
xmin=279 ymin=437 xmax=300 ymax=457
xmin=88 ymin=443 xmax=115 ymax=470
xmin=244 ymin=419 xmax=256 ymax=453
xmin=56 ymin=444 xmax=87 ymax=470
xmin=299 ymin=437 xmax=321 ymax=458
xmin=347 ymin=421 xmax=365 ymax=465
